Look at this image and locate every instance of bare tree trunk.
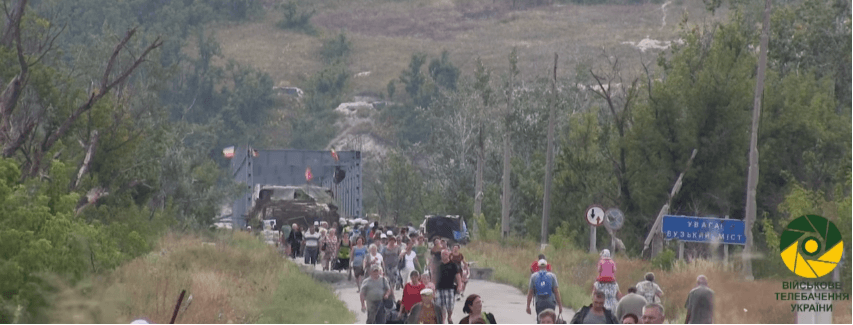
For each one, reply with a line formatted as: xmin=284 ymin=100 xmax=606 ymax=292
xmin=744 ymin=0 xmax=773 ymax=281
xmin=501 ymin=130 xmax=511 ymax=238
xmin=643 ymin=149 xmax=698 ymax=258
xmin=541 ymin=53 xmax=558 ymax=245
xmin=473 ymin=123 xmax=484 ymax=217
xmin=72 ymin=130 xmax=99 ymax=191
xmin=0 ymin=0 xmax=28 ymax=48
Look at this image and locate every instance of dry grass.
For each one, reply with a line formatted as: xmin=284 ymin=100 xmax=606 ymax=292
xmin=48 ymin=231 xmax=354 ymax=324
xmin=463 ymin=240 xmax=851 ymax=324
xmin=211 ymin=0 xmax=726 ymax=96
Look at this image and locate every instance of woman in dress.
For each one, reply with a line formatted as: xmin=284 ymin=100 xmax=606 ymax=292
xmin=321 ymin=228 xmax=339 ymax=271
xmin=351 ymin=237 xmax=368 ymax=292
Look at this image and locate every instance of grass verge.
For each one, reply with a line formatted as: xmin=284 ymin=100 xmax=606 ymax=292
xmin=47 ymin=231 xmax=354 ymax=324
xmin=463 ymin=240 xmax=850 ymax=324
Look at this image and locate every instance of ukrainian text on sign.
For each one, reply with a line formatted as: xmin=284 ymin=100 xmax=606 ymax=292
xmin=662 ymin=215 xmax=746 ymax=245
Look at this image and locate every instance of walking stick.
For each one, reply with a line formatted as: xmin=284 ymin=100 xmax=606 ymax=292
xmin=170 ymin=290 xmax=186 ymax=324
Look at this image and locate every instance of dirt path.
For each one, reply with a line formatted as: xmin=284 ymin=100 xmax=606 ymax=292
xmin=660 ymin=1 xmax=672 ymax=29
xmin=333 ymin=278 xmax=575 ymax=324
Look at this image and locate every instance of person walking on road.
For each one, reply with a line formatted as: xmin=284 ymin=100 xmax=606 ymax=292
xmin=336 ymin=234 xmax=352 ymax=271
xmin=414 ymin=234 xmax=428 ymax=274
xmin=570 ymin=291 xmax=619 ymax=324
xmin=321 ymin=228 xmax=339 ymax=271
xmin=382 ymin=236 xmax=402 ymax=290
xmin=527 ymin=259 xmax=564 ymax=322
xmin=287 ymin=223 xmax=303 ymax=259
xmin=303 ymin=223 xmax=321 ymax=266
xmin=429 ymin=238 xmax=445 ymax=278
xmin=641 ymin=303 xmax=665 ymax=324
xmin=399 ymin=241 xmax=421 ymax=291
xmin=436 ymin=250 xmax=463 ymax=323
xmin=365 ymin=244 xmax=385 ymax=276
xmin=635 ymin=272 xmax=664 ymax=304
xmin=614 ymin=287 xmax=646 ymax=321
xmin=352 ymin=237 xmax=369 ymax=292
xmin=684 ymin=275 xmax=714 ymax=324
xmin=399 ymin=270 xmax=426 ymax=320
xmin=458 ymin=294 xmax=497 ymax=324
xmin=450 ymin=244 xmax=468 ymax=300
xmin=405 ymin=288 xmax=445 ymax=324
xmin=361 ymin=265 xmax=392 ymax=324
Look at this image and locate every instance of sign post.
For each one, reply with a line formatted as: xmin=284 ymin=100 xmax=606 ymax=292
xmin=604 ymin=208 xmax=625 ymax=253
xmin=586 ymin=205 xmax=605 ymax=253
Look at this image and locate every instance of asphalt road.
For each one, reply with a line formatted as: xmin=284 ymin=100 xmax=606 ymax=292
xmin=333 ymin=278 xmax=575 ymax=324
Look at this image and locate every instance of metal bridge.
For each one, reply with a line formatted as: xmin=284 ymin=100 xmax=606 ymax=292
xmin=229 ymin=146 xmax=362 ymax=228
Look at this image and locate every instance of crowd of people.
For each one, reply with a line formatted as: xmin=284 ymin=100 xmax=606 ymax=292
xmin=276 ymin=221 xmax=714 ymax=324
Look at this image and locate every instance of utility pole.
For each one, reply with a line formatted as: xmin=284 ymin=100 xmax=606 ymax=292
xmin=744 ymin=0 xmax=773 ymax=281
xmin=473 ymin=58 xmax=490 ymax=222
xmin=541 ymin=53 xmax=558 ymax=245
xmin=501 ymin=48 xmax=518 ymax=238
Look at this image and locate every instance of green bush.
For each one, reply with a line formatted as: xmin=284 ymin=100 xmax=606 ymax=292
xmin=549 ymin=221 xmax=580 ymax=251
xmin=276 ymin=1 xmax=316 ymax=34
xmin=473 ymin=213 xmax=501 ymax=242
xmin=320 ymin=32 xmax=352 ymax=64
xmin=650 ymin=249 xmax=676 ymax=271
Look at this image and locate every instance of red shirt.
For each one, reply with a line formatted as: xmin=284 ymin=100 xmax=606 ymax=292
xmin=530 ymin=261 xmax=552 ymax=273
xmin=402 ymin=282 xmax=426 ymax=312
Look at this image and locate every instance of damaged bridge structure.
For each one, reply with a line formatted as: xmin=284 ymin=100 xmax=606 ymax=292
xmin=228 ymin=146 xmax=363 ymax=230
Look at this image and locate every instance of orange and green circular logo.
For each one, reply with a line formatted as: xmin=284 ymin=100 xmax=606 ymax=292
xmin=780 ymin=215 xmax=844 ymax=278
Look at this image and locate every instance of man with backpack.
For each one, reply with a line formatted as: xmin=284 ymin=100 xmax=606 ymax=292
xmin=526 ymin=259 xmax=563 ymax=323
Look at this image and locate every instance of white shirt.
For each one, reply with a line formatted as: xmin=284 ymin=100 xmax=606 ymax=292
xmin=367 ymin=251 xmax=384 ymax=268
xmin=403 ymin=250 xmax=417 ymax=270
xmin=304 ymin=231 xmax=321 ymax=247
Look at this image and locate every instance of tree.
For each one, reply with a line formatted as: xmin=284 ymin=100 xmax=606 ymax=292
xmin=588 ymin=51 xmax=641 ymax=213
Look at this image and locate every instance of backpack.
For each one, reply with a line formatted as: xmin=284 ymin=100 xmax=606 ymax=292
xmin=534 ymin=271 xmax=553 ymax=297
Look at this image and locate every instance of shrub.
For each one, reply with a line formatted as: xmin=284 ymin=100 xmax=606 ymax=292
xmin=650 ymin=248 xmax=676 ymax=271
xmin=276 ymin=1 xmax=316 ymax=34
xmin=320 ymin=32 xmax=352 ymax=64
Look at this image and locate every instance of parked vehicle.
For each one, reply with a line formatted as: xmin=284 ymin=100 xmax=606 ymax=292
xmin=420 ymin=215 xmax=469 ymax=245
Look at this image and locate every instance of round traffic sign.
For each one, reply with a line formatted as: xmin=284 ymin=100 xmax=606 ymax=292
xmin=586 ymin=205 xmax=605 ymax=226
xmin=604 ymin=208 xmax=625 ymax=230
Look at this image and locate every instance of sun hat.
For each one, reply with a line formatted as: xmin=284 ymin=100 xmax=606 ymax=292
xmin=420 ymin=288 xmax=434 ymax=296
xmin=380 ymin=234 xmax=387 ymax=239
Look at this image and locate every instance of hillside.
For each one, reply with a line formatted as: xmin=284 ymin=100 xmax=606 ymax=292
xmin=46 ymin=232 xmax=354 ymax=324
xmin=212 ymin=0 xmax=723 ymax=99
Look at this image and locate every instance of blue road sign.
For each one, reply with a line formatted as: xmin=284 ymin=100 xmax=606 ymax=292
xmin=662 ymin=215 xmax=746 ymax=245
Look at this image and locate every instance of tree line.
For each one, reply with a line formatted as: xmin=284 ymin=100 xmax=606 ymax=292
xmin=363 ymin=0 xmax=850 ymax=283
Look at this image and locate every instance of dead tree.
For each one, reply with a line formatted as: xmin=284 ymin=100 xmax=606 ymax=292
xmin=0 ymin=0 xmax=163 ymax=180
xmin=589 ymin=53 xmax=641 ymax=213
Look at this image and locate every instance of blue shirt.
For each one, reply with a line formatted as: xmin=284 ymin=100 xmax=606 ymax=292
xmin=352 ymin=246 xmax=368 ymax=266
